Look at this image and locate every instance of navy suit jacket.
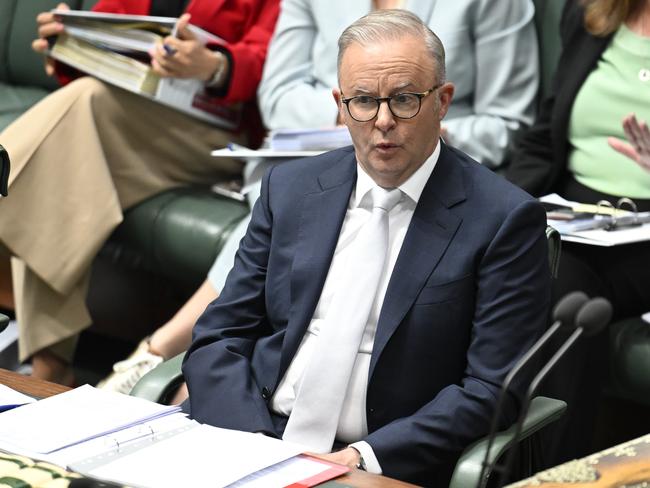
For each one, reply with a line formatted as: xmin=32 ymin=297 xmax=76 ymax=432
xmin=183 ymin=142 xmax=551 ymax=486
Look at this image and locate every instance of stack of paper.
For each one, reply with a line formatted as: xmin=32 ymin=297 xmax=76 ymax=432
xmin=0 ymin=385 xmax=348 ymax=487
xmin=541 ymin=193 xmax=650 ymax=246
xmin=269 ymin=127 xmax=352 ymax=151
xmin=48 ymin=10 xmax=240 ymax=128
xmin=0 ymin=384 xmax=180 ymax=459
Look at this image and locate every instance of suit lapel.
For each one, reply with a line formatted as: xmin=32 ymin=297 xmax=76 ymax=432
xmin=369 ymin=144 xmax=466 ymax=378
xmin=279 ymin=151 xmax=357 ymax=377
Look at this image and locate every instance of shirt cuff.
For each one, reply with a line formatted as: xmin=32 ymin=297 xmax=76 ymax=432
xmin=349 ymin=441 xmax=382 ymax=475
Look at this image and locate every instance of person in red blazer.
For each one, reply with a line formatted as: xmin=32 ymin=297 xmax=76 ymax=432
xmin=0 ymin=0 xmax=279 ymax=385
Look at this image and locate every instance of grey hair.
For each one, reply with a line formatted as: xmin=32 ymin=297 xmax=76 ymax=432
xmin=337 ymin=9 xmax=446 ymax=84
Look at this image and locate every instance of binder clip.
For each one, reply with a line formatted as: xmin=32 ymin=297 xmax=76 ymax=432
xmin=599 ymin=198 xmax=642 ymax=231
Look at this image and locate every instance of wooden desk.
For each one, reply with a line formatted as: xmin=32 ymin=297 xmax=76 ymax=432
xmin=508 ymin=433 xmax=650 ymax=487
xmin=0 ymin=369 xmax=417 ymax=488
xmin=0 ymin=368 xmax=69 ymax=398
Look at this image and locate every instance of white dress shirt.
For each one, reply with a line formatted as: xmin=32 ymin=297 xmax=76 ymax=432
xmin=270 ymin=142 xmax=440 ymax=473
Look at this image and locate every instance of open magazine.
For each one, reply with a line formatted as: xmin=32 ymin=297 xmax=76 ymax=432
xmin=48 ymin=10 xmax=241 ymax=129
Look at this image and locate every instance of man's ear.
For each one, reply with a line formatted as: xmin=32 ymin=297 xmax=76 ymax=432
xmin=332 ymin=88 xmax=342 ymax=106
xmin=332 ymin=88 xmax=346 ymax=125
xmin=437 ymin=82 xmax=455 ymax=121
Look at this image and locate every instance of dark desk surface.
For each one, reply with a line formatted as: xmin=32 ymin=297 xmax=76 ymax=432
xmin=0 ymin=368 xmax=418 ymax=488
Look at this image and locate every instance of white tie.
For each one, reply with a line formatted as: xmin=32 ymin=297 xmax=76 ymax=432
xmin=282 ymin=186 xmax=402 ymax=452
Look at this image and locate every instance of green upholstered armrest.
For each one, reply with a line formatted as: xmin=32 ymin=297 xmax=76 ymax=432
xmin=103 ymin=188 xmax=249 ymax=289
xmin=546 ymin=225 xmax=561 ymax=278
xmin=449 ymin=396 xmax=566 ymax=488
xmin=130 ymin=353 xmax=185 ymax=403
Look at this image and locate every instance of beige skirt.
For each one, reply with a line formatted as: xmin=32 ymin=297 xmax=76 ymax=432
xmin=0 ymin=77 xmax=245 ymax=361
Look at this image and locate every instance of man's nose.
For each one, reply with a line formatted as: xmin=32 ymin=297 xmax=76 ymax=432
xmin=375 ymin=100 xmax=396 ymax=131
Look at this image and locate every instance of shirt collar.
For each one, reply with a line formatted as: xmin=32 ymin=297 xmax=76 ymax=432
xmin=353 ymin=140 xmax=441 ymax=208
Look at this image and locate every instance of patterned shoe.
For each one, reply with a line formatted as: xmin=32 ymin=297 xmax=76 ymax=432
xmin=96 ymin=339 xmax=163 ymax=394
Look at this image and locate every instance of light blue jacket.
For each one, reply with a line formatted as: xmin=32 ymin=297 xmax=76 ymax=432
xmin=258 ymin=0 xmax=539 ymax=167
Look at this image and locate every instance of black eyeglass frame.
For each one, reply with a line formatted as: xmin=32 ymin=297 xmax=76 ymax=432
xmin=340 ymin=84 xmax=442 ymax=122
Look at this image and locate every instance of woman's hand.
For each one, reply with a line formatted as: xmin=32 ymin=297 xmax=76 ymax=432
xmin=150 ymin=13 xmax=226 ymax=82
xmin=608 ymin=114 xmax=650 ymax=172
xmin=32 ymin=2 xmax=69 ymax=76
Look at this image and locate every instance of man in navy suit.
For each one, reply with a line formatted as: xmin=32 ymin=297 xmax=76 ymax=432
xmin=183 ymin=9 xmax=550 ymax=486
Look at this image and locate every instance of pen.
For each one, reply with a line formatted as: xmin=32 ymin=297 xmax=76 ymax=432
xmin=163 ymin=43 xmax=177 ymax=56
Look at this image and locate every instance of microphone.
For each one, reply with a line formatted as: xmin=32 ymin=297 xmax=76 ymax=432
xmin=495 ymin=296 xmax=613 ymax=487
xmin=476 ymin=291 xmax=589 ymax=488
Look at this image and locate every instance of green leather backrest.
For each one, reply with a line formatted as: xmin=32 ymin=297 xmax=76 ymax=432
xmin=533 ymin=0 xmax=564 ymax=101
xmin=2 ymin=0 xmax=98 ymax=89
xmin=0 ymin=1 xmax=17 ymax=83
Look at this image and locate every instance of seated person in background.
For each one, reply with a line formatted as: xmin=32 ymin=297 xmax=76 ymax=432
xmin=99 ymin=0 xmax=541 ymax=392
xmin=507 ymin=0 xmax=650 ymax=466
xmin=182 ymin=10 xmax=551 ymax=487
xmin=259 ymin=0 xmax=540 ymax=168
xmin=0 ymin=0 xmax=280 ymax=385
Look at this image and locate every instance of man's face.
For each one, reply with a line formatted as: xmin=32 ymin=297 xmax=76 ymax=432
xmin=333 ymin=35 xmax=454 ymax=188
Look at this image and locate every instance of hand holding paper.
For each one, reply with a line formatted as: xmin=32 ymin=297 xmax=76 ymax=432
xmin=151 ymin=13 xmax=223 ymax=81
xmin=33 ymin=2 xmax=70 ymax=76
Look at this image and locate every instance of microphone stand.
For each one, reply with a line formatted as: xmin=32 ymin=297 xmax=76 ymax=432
xmin=476 ymin=321 xmax=562 ymax=488
xmin=494 ymin=327 xmax=583 ymax=487
xmin=476 ymin=291 xmax=588 ymax=488
xmin=493 ymin=297 xmax=612 ymax=488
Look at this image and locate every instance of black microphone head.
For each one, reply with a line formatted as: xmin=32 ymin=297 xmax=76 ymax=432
xmin=575 ymin=297 xmax=613 ymax=337
xmin=552 ymin=291 xmax=589 ymax=325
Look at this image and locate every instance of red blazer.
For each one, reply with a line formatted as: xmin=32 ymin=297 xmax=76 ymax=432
xmin=57 ymin=0 xmax=279 ymax=106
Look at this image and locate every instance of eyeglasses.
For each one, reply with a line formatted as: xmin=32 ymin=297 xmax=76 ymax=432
xmin=340 ymin=84 xmax=442 ymax=122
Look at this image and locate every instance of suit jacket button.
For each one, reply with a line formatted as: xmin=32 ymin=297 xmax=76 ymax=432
xmin=261 ymin=387 xmax=271 ymax=399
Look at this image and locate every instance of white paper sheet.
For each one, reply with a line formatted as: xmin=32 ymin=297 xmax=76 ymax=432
xmin=0 ymin=385 xmax=180 ymax=454
xmin=0 ymin=384 xmax=36 ymax=411
xmin=211 ymin=146 xmax=324 ymax=159
xmin=81 ymin=424 xmax=304 ymax=488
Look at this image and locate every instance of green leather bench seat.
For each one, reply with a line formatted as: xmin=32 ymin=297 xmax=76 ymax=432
xmin=0 ymin=83 xmax=51 ymax=131
xmin=0 ymin=0 xmax=68 ymax=131
xmin=101 ymin=188 xmax=249 ymax=290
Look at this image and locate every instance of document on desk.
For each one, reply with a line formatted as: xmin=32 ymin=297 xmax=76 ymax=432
xmin=0 ymin=384 xmax=180 ymax=455
xmin=0 ymin=385 xmax=346 ymax=487
xmin=541 ymin=194 xmax=650 ymax=246
xmin=71 ymin=424 xmax=319 ymax=488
